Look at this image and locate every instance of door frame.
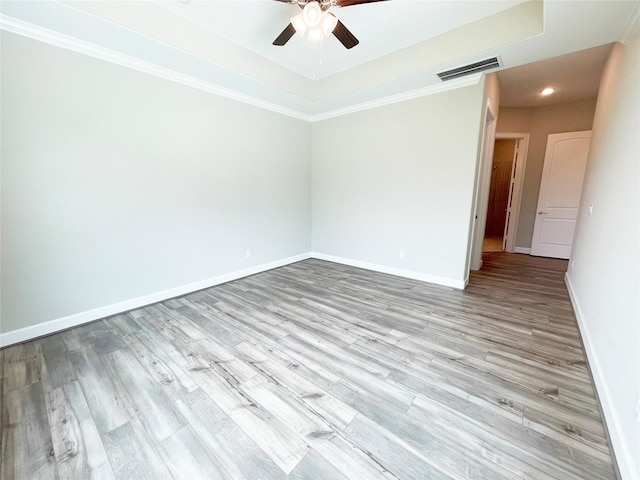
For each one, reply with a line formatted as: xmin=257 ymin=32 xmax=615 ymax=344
xmin=469 ymin=99 xmax=497 ymax=272
xmin=495 ymin=132 xmax=529 ymax=253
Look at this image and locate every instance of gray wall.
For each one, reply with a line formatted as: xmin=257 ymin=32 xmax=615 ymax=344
xmin=567 ymin=38 xmax=640 ymax=479
xmin=1 ymin=32 xmax=311 ymax=333
xmin=312 ymin=82 xmax=486 ymax=285
xmin=497 ymin=99 xmax=597 ymax=248
xmin=1 ymin=32 xmax=489 ymax=335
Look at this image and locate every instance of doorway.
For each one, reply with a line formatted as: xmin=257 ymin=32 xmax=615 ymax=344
xmin=482 ymin=133 xmax=529 ymax=254
xmin=483 ymin=139 xmax=517 ymax=252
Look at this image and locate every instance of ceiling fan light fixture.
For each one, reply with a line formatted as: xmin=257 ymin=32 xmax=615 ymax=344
xmin=302 ymin=2 xmax=322 ymax=27
xmin=272 ymin=0 xmax=364 ymax=49
xmin=307 ymin=26 xmax=325 ymax=42
xmin=291 ymin=13 xmax=307 ymax=35
xmin=292 ymin=4 xmax=335 ymax=42
xmin=321 ymin=13 xmax=338 ymax=35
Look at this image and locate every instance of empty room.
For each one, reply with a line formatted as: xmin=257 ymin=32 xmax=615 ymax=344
xmin=1 ymin=0 xmax=638 ymax=479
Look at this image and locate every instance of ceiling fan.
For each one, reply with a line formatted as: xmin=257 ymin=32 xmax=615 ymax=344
xmin=272 ymin=0 xmax=387 ymax=49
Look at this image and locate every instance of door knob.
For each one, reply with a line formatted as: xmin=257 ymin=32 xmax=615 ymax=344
xmin=538 ymin=211 xmax=548 ymax=215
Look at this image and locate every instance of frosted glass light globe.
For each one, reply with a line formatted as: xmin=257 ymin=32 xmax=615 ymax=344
xmin=303 ymin=2 xmax=322 ymax=27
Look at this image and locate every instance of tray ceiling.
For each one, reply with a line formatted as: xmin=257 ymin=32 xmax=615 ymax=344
xmin=0 ymin=0 xmax=637 ymax=118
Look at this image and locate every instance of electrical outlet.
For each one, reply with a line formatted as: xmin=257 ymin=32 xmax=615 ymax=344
xmin=245 ymin=249 xmax=251 ymax=259
xmin=588 ymin=204 xmax=593 ymax=216
xmin=398 ymin=250 xmax=405 ymax=260
xmin=571 ymin=259 xmax=575 ymax=268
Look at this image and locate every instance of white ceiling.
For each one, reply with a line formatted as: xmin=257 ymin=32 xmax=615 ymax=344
xmin=153 ymin=0 xmax=526 ymax=80
xmin=1 ymin=0 xmax=638 ymax=118
xmin=498 ymin=43 xmax=614 ymax=108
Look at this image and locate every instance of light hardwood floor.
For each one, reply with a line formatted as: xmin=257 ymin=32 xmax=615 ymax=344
xmin=482 ymin=236 xmax=504 ymax=252
xmin=1 ymin=253 xmax=617 ymax=479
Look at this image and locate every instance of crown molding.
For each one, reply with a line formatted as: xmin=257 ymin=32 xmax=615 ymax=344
xmin=0 ymin=15 xmax=313 ymax=121
xmin=308 ymin=74 xmax=482 ymax=122
xmin=1 ymin=14 xmax=483 ymax=123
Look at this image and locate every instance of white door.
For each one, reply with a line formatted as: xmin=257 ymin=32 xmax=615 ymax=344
xmin=530 ymin=131 xmax=591 ymax=259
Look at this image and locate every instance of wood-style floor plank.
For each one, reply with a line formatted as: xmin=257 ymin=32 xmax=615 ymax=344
xmin=120 ymin=331 xmax=199 ymax=401
xmin=331 ymin=380 xmax=515 ymax=480
xmin=67 ymin=347 xmax=133 ymax=436
xmin=2 ymin=382 xmax=57 ymax=480
xmin=187 ymin=361 xmax=311 ymax=475
xmin=45 ymin=381 xmax=115 ymax=479
xmin=156 ymin=426 xmax=233 ymax=480
xmin=103 ymin=348 xmax=185 ymax=443
xmin=36 ymin=335 xmax=77 ymax=395
xmin=175 ymin=388 xmax=287 ymax=480
xmin=101 ymin=419 xmax=173 ymax=480
xmin=343 ymin=413 xmax=453 ymax=480
xmin=1 ymin=253 xmax=617 ymax=479
xmin=287 ymin=449 xmax=349 ymax=480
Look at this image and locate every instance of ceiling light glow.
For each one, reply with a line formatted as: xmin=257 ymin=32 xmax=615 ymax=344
xmin=307 ymin=26 xmax=325 ymax=42
xmin=541 ymin=87 xmax=555 ymax=96
xmin=303 ymin=2 xmax=322 ymax=27
xmin=291 ymin=14 xmax=307 ymax=36
xmin=322 ymin=13 xmax=338 ymax=36
xmin=291 ymin=2 xmax=337 ymax=43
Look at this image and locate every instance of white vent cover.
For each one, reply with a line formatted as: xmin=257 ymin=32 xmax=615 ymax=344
xmin=437 ymin=57 xmax=502 ymax=81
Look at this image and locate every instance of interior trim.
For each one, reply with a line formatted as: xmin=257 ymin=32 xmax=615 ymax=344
xmin=311 ymin=252 xmax=466 ymax=290
xmin=494 ymin=133 xmax=530 ymax=254
xmin=309 ymin=74 xmax=481 ymax=122
xmin=0 ymin=15 xmax=312 ymax=121
xmin=1 ymin=15 xmax=482 ymax=123
xmin=0 ymin=253 xmax=312 ymax=348
xmin=0 ymin=251 xmax=468 ymax=347
xmin=565 ymin=273 xmax=634 ymax=480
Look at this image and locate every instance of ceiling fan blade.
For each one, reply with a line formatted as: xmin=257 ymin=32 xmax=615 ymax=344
xmin=333 ymin=20 xmax=359 ymax=49
xmin=334 ymin=0 xmax=388 ymax=7
xmin=273 ymin=23 xmax=296 ymax=46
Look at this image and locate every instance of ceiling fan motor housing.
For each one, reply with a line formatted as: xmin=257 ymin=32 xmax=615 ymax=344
xmin=295 ymin=0 xmax=333 ymax=11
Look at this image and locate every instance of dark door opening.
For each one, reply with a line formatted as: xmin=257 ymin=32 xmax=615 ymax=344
xmin=483 ymin=138 xmax=517 ymax=252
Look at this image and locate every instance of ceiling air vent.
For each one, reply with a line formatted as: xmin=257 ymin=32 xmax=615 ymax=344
xmin=437 ymin=57 xmax=501 ymax=81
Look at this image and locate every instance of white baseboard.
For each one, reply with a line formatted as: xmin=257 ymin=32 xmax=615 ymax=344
xmin=0 ymin=253 xmax=311 ymax=348
xmin=513 ymin=247 xmax=531 ymax=254
xmin=310 ymin=252 xmax=466 ymax=290
xmin=565 ymin=273 xmax=636 ymax=480
xmin=1 ymin=251 xmax=465 ymax=348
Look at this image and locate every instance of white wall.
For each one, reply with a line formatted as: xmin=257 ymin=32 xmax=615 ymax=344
xmin=565 ymin=34 xmax=640 ymax=480
xmin=1 ymin=32 xmax=311 ymax=335
xmin=311 ymin=80 xmax=486 ymax=287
